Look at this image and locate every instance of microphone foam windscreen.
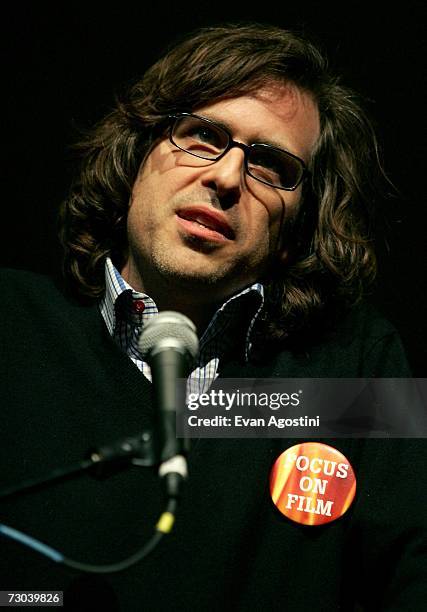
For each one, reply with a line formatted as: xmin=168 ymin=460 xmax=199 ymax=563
xmin=138 ymin=311 xmax=199 ymax=359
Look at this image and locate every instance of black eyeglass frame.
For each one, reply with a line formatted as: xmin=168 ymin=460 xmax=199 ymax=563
xmin=167 ymin=112 xmax=309 ymax=191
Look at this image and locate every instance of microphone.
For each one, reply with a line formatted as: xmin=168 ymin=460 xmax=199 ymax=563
xmin=138 ymin=311 xmax=199 ymax=494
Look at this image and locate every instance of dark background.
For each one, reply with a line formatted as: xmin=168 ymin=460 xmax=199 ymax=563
xmin=1 ymin=2 xmax=425 ymax=375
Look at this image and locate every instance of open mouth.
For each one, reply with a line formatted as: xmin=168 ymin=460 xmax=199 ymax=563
xmin=176 ymin=208 xmax=235 ymax=241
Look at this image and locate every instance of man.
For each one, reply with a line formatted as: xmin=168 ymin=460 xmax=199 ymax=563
xmin=0 ymin=24 xmax=425 ymax=610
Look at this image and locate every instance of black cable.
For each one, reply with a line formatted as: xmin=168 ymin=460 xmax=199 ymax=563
xmin=0 ymin=498 xmax=178 ymax=574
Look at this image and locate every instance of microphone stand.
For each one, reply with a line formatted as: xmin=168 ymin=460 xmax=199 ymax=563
xmin=0 ymin=310 xmax=197 ymax=572
xmin=0 ymin=431 xmax=156 ymax=500
xmin=0 ymin=430 xmax=181 ymax=573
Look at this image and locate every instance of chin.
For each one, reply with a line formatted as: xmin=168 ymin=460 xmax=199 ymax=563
xmin=159 ymin=264 xmax=230 ymax=287
xmin=150 ymin=242 xmax=264 ymax=294
xmin=157 ymin=261 xmax=258 ymax=302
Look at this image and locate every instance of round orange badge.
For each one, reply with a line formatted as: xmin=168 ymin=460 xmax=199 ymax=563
xmin=270 ymin=442 xmax=356 ymax=526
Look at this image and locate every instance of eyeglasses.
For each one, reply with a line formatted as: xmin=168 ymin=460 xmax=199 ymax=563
xmin=168 ymin=112 xmax=308 ymax=191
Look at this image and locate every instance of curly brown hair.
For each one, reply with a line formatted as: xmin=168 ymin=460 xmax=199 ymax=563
xmin=59 ymin=23 xmax=382 ymax=345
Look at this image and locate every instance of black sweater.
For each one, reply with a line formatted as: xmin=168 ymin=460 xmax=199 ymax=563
xmin=0 ymin=269 xmax=425 ymax=611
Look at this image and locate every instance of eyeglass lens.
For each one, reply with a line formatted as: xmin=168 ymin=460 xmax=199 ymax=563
xmin=171 ymin=115 xmax=304 ymax=190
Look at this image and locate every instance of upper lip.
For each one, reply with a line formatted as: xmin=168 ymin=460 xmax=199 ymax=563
xmin=176 ymin=206 xmax=235 ymax=239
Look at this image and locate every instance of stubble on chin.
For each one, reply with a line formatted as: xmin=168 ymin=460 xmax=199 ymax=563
xmin=147 ymin=237 xmax=270 ymax=301
xmin=149 ymin=240 xmax=233 ymax=287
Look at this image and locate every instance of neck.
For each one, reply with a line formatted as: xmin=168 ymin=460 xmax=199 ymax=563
xmin=120 ymin=259 xmax=220 ymax=337
xmin=155 ymin=295 xmax=217 ymax=337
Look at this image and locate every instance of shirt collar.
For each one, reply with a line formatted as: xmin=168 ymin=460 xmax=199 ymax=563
xmin=100 ymin=257 xmax=157 ymax=335
xmin=100 ymin=257 xmax=264 ymax=361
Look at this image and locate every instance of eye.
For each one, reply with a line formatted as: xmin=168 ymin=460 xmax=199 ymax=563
xmin=187 ymin=125 xmax=223 ymax=147
xmin=248 ymin=146 xmax=301 ymax=188
xmin=173 ymin=117 xmax=228 ymax=158
xmin=248 ymin=150 xmax=283 ymax=181
xmin=184 ymin=124 xmax=225 ymax=154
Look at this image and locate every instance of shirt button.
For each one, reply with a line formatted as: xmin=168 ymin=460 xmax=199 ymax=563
xmin=132 ymin=300 xmax=145 ymax=314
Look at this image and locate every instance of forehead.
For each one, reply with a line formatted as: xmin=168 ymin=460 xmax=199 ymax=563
xmin=192 ymin=83 xmax=320 ymax=161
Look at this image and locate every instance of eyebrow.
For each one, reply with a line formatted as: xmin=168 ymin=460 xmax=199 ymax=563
xmin=198 ymin=113 xmax=295 ymax=154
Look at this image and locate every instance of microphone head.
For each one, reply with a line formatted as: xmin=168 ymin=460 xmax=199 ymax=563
xmin=138 ymin=311 xmax=199 ymax=362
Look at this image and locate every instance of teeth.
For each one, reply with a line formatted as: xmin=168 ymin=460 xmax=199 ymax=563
xmin=195 ymin=216 xmax=209 ymax=227
xmin=194 ymin=216 xmax=215 ymax=231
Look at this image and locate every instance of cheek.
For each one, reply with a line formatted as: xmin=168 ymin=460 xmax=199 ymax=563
xmin=242 ymin=207 xmax=279 ymax=263
xmin=127 ymin=178 xmax=159 ymax=243
xmin=132 ymin=164 xmax=190 ymax=212
xmin=129 ymin=169 xmax=164 ymax=225
xmin=262 ymin=199 xmax=287 ymax=244
xmin=130 ymin=144 xmax=173 ymax=201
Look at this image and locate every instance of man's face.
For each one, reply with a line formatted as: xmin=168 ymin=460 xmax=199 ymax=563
xmin=122 ymin=83 xmax=320 ymax=303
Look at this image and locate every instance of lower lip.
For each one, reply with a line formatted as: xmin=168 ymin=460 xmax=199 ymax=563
xmin=176 ymin=215 xmax=231 ymax=243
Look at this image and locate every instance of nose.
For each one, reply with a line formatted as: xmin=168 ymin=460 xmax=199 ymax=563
xmin=200 ymin=147 xmax=245 ymax=197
